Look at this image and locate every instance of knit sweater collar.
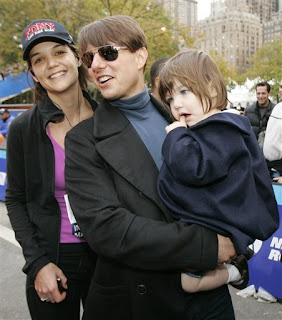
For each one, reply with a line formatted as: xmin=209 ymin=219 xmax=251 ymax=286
xmin=110 ymin=86 xmax=150 ymax=112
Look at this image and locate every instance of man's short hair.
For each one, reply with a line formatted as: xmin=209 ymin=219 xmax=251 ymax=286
xmin=256 ymin=82 xmax=271 ymax=93
xmin=78 ymin=15 xmax=147 ymax=55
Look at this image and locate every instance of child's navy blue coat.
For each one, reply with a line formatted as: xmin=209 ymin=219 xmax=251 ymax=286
xmin=158 ymin=112 xmax=279 ymax=255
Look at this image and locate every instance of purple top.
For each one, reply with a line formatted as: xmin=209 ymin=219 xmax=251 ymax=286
xmin=47 ymin=125 xmax=85 ymax=243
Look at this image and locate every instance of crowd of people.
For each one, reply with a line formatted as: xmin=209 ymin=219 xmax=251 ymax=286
xmin=0 ymin=63 xmax=25 ymax=81
xmin=2 ymin=15 xmax=281 ymax=320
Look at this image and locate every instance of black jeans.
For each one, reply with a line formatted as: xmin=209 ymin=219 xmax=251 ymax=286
xmin=184 ymin=284 xmax=235 ymax=320
xmin=26 ymin=243 xmax=97 ymax=320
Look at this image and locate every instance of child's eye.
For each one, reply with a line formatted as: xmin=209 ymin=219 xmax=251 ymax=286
xmin=166 ymin=97 xmax=173 ymax=104
xmin=180 ymin=89 xmax=189 ymax=95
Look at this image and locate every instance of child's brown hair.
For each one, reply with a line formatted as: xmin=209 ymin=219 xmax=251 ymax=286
xmin=158 ymin=49 xmax=228 ymax=113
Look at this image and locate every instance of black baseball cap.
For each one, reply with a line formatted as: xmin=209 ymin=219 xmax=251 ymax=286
xmin=21 ymin=19 xmax=74 ymax=61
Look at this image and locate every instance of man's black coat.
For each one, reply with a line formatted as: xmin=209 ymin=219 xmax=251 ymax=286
xmin=65 ymin=96 xmax=230 ymax=320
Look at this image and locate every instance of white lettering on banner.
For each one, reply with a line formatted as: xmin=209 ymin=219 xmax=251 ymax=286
xmin=249 ymin=240 xmax=263 ymax=254
xmin=268 ymin=249 xmax=281 ymax=261
xmin=0 ymin=172 xmax=6 ymax=186
xmin=270 ymin=237 xmax=282 ymax=249
xmin=268 ymin=237 xmax=282 ymax=261
xmin=251 ymin=238 xmax=282 ymax=262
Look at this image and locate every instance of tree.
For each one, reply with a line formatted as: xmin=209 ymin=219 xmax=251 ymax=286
xmin=245 ymin=37 xmax=282 ymax=101
xmin=0 ymin=0 xmax=197 ymax=84
xmin=209 ymin=50 xmax=237 ymax=89
xmin=0 ymin=0 xmax=102 ymax=67
xmin=0 ymin=0 xmax=43 ymax=66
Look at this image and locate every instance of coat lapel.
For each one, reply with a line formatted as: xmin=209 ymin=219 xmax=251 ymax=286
xmin=94 ymin=99 xmax=173 ymax=222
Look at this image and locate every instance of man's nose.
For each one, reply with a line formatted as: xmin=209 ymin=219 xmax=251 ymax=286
xmin=90 ymin=52 xmax=107 ymax=71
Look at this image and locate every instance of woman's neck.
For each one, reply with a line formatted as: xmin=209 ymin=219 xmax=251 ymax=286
xmin=48 ymin=84 xmax=84 ymax=128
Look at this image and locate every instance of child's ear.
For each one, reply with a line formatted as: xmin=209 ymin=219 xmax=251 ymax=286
xmin=209 ymin=84 xmax=218 ymax=98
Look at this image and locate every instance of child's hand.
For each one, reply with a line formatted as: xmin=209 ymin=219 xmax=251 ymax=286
xmin=165 ymin=115 xmax=187 ymax=134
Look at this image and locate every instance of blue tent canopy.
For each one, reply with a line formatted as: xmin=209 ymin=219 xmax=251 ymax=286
xmin=0 ymin=72 xmax=33 ymax=102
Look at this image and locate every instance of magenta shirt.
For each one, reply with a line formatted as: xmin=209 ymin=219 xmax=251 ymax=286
xmin=47 ymin=125 xmax=85 ymax=243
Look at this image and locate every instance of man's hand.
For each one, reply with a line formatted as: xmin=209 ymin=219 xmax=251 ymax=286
xmin=273 ymin=176 xmax=282 ymax=184
xmin=34 ymin=262 xmax=68 ymax=303
xmin=217 ymin=235 xmax=236 ymax=264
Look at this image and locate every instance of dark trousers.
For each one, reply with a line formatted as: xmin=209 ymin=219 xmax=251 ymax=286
xmin=26 ymin=243 xmax=97 ymax=320
xmin=184 ymin=284 xmax=235 ymax=320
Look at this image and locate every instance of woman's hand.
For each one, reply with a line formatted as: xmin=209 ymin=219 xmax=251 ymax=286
xmin=34 ymin=262 xmax=68 ymax=303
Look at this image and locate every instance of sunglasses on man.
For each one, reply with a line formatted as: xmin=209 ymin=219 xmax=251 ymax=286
xmin=81 ymin=45 xmax=128 ymax=68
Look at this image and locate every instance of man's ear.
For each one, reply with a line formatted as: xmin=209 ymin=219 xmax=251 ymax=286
xmin=155 ymin=76 xmax=160 ymax=89
xmin=136 ymin=47 xmax=148 ymax=70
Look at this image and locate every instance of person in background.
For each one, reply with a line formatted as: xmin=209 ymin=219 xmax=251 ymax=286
xmin=236 ymin=103 xmax=243 ymax=113
xmin=149 ymin=57 xmax=169 ymax=101
xmin=244 ymin=82 xmax=275 ymax=139
xmin=0 ymin=108 xmax=15 ymax=138
xmin=223 ymin=106 xmax=241 ymax=115
xmin=5 ymin=19 xmax=97 ymax=320
xmin=157 ymin=48 xmax=279 ymax=294
xmin=263 ymin=101 xmax=282 ymax=184
xmin=279 ymin=84 xmax=282 ymax=102
xmin=65 ymin=15 xmax=236 ymax=320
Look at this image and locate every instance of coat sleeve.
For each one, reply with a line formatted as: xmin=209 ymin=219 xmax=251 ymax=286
xmin=5 ymin=119 xmax=50 ymax=279
xmin=162 ymin=126 xmax=242 ymax=185
xmin=65 ymin=120 xmax=218 ymax=271
xmin=263 ymin=103 xmax=282 ymax=161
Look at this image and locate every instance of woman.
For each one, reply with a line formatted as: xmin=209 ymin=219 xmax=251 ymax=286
xmin=5 ymin=19 xmax=97 ymax=320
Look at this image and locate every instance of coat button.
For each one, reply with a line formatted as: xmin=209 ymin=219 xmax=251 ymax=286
xmin=136 ymin=284 xmax=147 ymax=295
xmin=139 ymin=191 xmax=146 ymax=199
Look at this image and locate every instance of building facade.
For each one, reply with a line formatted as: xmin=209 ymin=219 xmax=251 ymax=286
xmin=264 ymin=5 xmax=282 ymax=42
xmin=193 ymin=0 xmax=281 ymax=71
xmin=245 ymin=0 xmax=276 ymax=23
xmin=195 ymin=0 xmax=262 ymax=71
xmin=157 ymin=0 xmax=198 ymax=26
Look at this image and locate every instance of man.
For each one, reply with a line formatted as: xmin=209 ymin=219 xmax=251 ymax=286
xmin=65 ymin=15 xmax=236 ymax=320
xmin=244 ymin=82 xmax=276 ymax=139
xmin=279 ymin=84 xmax=282 ymax=101
xmin=150 ymin=57 xmax=169 ymax=101
xmin=0 ymin=108 xmax=15 ymax=138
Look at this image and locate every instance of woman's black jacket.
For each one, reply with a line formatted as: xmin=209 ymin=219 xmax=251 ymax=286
xmin=5 ymin=92 xmax=97 ymax=281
